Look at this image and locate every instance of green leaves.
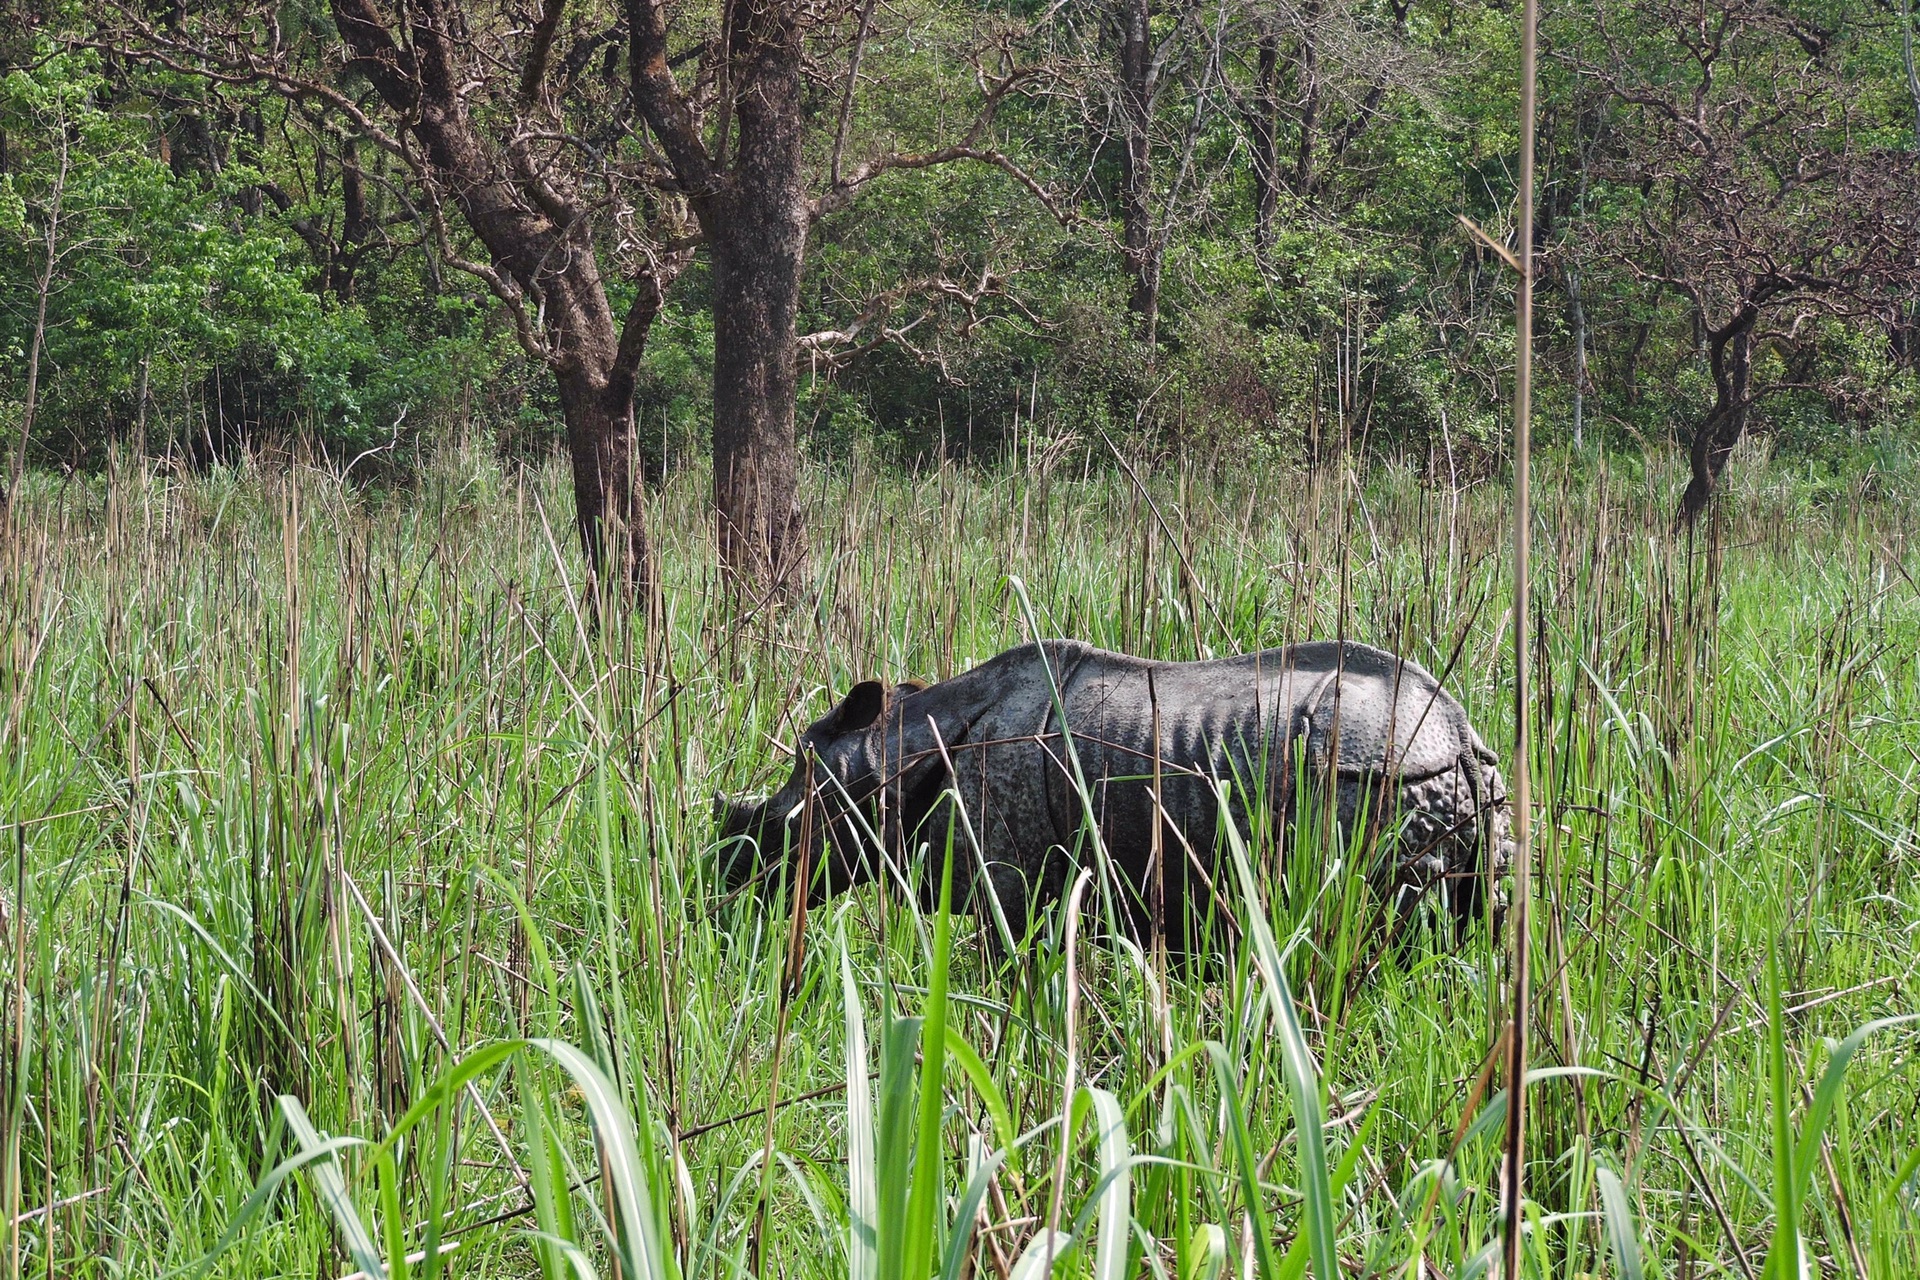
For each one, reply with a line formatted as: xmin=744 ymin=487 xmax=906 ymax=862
xmin=1596 ymin=1166 xmax=1647 ymax=1280
xmin=841 ymin=929 xmax=878 ymax=1280
xmin=0 ymin=175 xmax=24 ymax=236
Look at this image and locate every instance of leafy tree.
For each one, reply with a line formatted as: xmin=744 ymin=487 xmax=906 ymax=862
xmin=0 ymin=48 xmax=339 ymax=484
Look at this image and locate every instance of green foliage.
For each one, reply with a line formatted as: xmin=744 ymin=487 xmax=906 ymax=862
xmin=0 ymin=47 xmax=548 ymax=469
xmin=3 ymin=1 xmax=1915 ymax=473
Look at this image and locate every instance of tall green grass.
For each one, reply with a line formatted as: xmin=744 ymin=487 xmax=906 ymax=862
xmin=1 ymin=441 xmax=1916 ymax=1277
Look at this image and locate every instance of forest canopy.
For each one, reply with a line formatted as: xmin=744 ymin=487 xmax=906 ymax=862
xmin=2 ymin=0 xmax=1916 ymax=579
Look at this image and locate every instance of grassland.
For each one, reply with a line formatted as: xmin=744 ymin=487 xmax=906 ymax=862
xmin=1 ymin=442 xmax=1916 ymax=1278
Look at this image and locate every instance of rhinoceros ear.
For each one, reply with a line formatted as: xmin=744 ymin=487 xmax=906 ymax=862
xmin=823 ymin=680 xmax=888 ymax=735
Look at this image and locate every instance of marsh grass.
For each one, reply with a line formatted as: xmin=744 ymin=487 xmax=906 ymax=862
xmin=1 ymin=440 xmax=1916 ymax=1278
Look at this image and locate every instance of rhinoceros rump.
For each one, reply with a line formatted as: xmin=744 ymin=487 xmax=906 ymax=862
xmin=717 ymin=639 xmax=1512 ymax=945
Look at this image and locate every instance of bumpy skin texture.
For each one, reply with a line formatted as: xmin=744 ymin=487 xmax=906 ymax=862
xmin=719 ymin=640 xmax=1513 ymax=943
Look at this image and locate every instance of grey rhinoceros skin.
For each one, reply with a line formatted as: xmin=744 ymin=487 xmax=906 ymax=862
xmin=718 ymin=639 xmax=1513 ymax=945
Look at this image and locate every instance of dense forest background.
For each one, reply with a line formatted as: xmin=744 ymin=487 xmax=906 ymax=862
xmin=2 ymin=0 xmax=1916 ymax=553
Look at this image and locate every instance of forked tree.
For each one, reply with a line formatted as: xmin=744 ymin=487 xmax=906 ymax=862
xmin=1568 ymin=0 xmax=1920 ymax=523
xmin=101 ymin=0 xmax=1049 ymax=593
xmin=102 ymin=0 xmax=690 ymax=594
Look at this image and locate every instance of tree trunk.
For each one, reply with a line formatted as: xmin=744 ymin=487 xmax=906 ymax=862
xmin=540 ymin=247 xmax=687 ymax=599
xmin=1291 ymin=0 xmax=1323 ymax=197
xmin=9 ymin=115 xmax=64 ymax=507
xmin=708 ymin=0 xmax=809 ymax=586
xmin=1250 ymin=31 xmax=1281 ymax=265
xmin=328 ymin=0 xmax=675 ymax=601
xmin=1118 ymin=0 xmax=1159 ymax=343
xmin=1677 ymin=316 xmax=1754 ymax=525
xmin=1567 ymin=264 xmax=1587 ymax=448
xmin=12 ymin=251 xmax=51 ymax=503
xmin=332 ymin=141 xmax=370 ymax=301
xmin=556 ymin=368 xmax=650 ymax=599
xmin=1620 ymin=319 xmax=1651 ymax=404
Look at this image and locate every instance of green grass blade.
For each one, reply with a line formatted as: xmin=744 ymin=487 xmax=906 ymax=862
xmin=840 ymin=925 xmax=877 ymax=1280
xmin=522 ymin=1060 xmax=577 ymax=1280
xmin=1764 ymin=941 xmax=1799 ymax=1280
xmin=1214 ymin=778 xmax=1338 ymax=1280
xmin=1184 ymin=1223 xmax=1226 ymax=1280
xmin=1009 ymin=1229 xmax=1074 ymax=1280
xmin=527 ymin=1038 xmax=673 ymax=1280
xmin=875 ymin=1009 xmax=923 ymax=1280
xmin=1596 ymin=1166 xmax=1647 ymax=1280
xmin=517 ymin=1230 xmax=604 ymax=1280
xmin=943 ymin=1025 xmax=1017 ymax=1157
xmin=188 ymin=1131 xmax=370 ymax=1278
xmin=279 ymin=1095 xmax=388 ymax=1280
xmin=1791 ymin=1014 xmax=1920 ymax=1210
xmin=372 ymin=1039 xmax=525 ymax=1159
xmin=1204 ymin=1042 xmax=1283 ymax=1280
xmin=903 ymin=834 xmax=958 ymax=1280
xmin=374 ymin=1145 xmax=409 ymax=1280
xmin=1084 ymin=1086 xmax=1134 ymax=1280
xmin=939 ymin=1150 xmax=1009 ymax=1280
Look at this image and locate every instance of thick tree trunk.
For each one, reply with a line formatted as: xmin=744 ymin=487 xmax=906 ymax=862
xmin=708 ymin=0 xmax=809 ymax=586
xmin=542 ymin=250 xmax=682 ymax=599
xmin=1677 ymin=317 xmax=1754 ymax=525
xmin=1118 ymin=0 xmax=1159 ymax=344
xmin=556 ymin=368 xmax=651 ymax=598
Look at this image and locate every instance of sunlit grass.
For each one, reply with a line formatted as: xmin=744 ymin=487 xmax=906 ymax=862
xmin=0 ymin=440 xmax=1915 ymax=1277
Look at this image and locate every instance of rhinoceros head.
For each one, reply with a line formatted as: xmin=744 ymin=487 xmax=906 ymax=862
xmin=715 ymin=680 xmax=894 ymax=899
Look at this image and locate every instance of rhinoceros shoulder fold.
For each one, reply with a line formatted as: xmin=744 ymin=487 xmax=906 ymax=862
xmin=1289 ymin=642 xmax=1477 ymax=778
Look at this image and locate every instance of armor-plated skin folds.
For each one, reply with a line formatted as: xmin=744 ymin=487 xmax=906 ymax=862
xmin=717 ymin=640 xmax=1514 ymax=945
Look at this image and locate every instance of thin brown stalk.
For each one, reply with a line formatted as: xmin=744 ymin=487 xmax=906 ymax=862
xmin=1502 ymin=0 xmax=1539 ymax=1274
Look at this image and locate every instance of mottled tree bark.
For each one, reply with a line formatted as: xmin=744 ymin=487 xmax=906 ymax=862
xmin=555 ymin=351 xmax=649 ymax=597
xmin=706 ymin=0 xmax=809 ymax=584
xmin=625 ymin=0 xmax=814 ymax=588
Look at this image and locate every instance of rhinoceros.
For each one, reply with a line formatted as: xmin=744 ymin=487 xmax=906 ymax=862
xmin=717 ymin=639 xmax=1512 ymax=945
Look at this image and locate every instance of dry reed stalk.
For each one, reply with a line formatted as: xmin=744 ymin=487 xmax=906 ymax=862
xmin=1502 ymin=0 xmax=1539 ymax=1274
